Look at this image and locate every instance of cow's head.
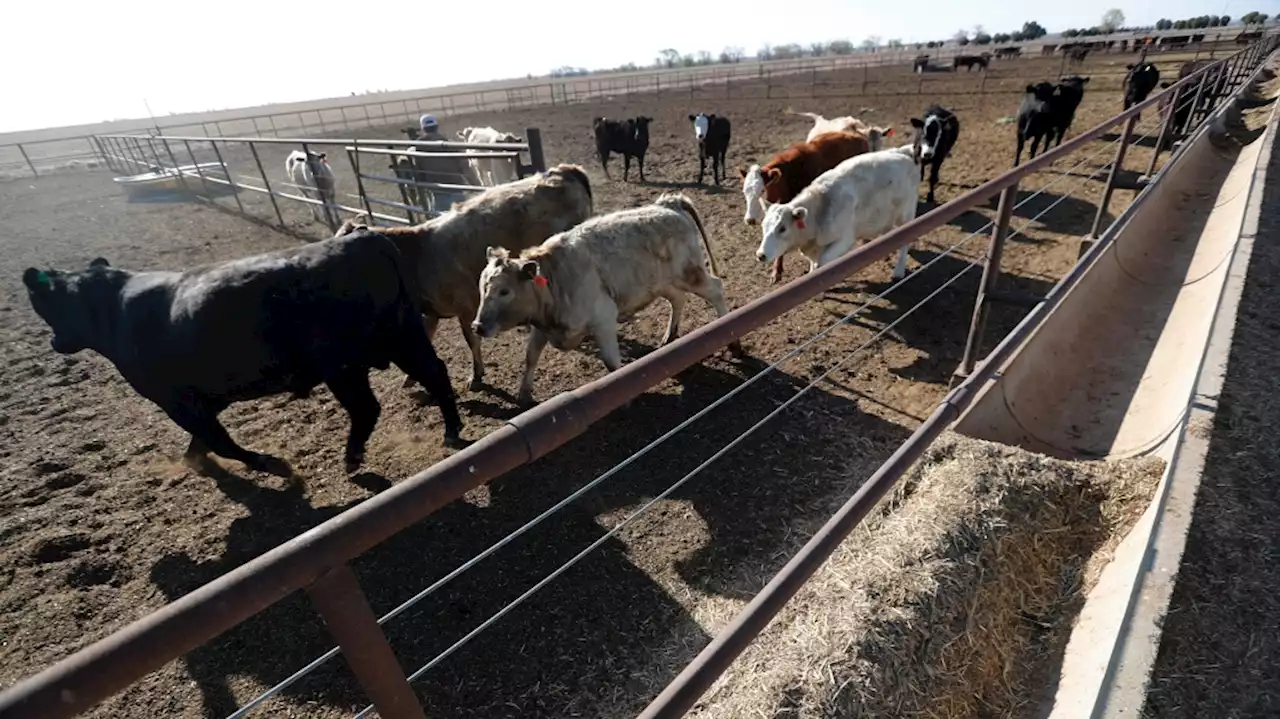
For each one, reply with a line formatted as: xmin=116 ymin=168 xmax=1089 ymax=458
xmin=23 ymin=257 xmax=115 ymax=354
xmin=909 ymin=115 xmax=944 ymax=161
xmin=689 ymin=113 xmax=711 ymax=141
xmin=473 ymin=247 xmax=545 ymax=338
xmin=739 ymin=164 xmax=773 ymax=225
xmin=757 ymin=202 xmax=815 ymax=264
xmin=866 ymin=125 xmax=893 ymax=152
xmin=497 ymin=132 xmax=525 ymax=144
xmin=1027 ymin=82 xmax=1057 ymax=102
xmin=633 ymin=116 xmax=653 ymax=144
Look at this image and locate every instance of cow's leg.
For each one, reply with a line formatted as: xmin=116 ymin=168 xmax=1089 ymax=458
xmin=928 ymin=161 xmax=941 ymax=204
xmin=400 ymin=313 xmax=440 ymax=389
xmin=167 ymin=401 xmax=291 ymax=477
xmin=592 ymin=322 xmax=624 ymax=373
xmin=697 ymin=151 xmax=705 ymax=185
xmin=516 ymin=328 xmax=549 ymax=406
xmin=683 ymin=271 xmax=745 ymax=357
xmin=638 ymin=154 xmax=646 ymax=182
xmin=326 ymin=368 xmax=381 ymax=473
xmin=771 ymin=256 xmax=785 ymax=284
xmin=623 ymin=154 xmax=631 ymax=182
xmin=392 ymin=325 xmax=464 ymax=447
xmin=458 ymin=316 xmax=485 ymax=391
xmin=1015 ymin=135 xmax=1025 ymax=166
xmin=599 ymin=151 xmax=611 ymax=179
xmin=660 ymin=290 xmax=686 ymax=345
xmin=892 ymin=245 xmax=911 ymax=280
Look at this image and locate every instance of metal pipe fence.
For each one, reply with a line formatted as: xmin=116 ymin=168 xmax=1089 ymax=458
xmin=0 ymin=30 xmax=1249 ymax=179
xmin=0 ymin=32 xmax=1272 ymax=719
xmin=92 ymin=129 xmax=546 ymax=231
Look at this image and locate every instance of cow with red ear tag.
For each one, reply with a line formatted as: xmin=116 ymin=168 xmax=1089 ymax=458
xmin=756 ymin=144 xmax=920 ymax=280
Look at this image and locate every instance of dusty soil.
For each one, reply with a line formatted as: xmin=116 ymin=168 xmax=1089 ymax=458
xmin=1 ymin=50 xmax=1186 ymax=718
xmin=1142 ymin=84 xmax=1280 ymax=719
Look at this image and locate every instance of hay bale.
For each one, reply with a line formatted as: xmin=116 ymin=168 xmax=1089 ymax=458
xmin=692 ymin=432 xmax=1163 ymax=719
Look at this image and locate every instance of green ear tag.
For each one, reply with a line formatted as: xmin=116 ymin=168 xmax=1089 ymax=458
xmin=35 ymin=271 xmax=52 ymax=289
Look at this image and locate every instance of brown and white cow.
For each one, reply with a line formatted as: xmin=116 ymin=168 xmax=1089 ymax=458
xmin=335 ymin=164 xmax=593 ymax=391
xmin=472 ymin=193 xmax=742 ymax=405
xmin=738 ymin=128 xmax=889 ymax=283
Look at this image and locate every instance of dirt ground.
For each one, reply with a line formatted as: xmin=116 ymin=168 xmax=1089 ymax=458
xmin=1141 ymin=88 xmax=1280 ymax=719
xmin=0 ymin=50 xmax=1190 ymax=718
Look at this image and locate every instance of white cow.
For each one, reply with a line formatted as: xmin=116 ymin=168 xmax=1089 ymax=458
xmin=787 ymin=109 xmax=870 ymax=142
xmin=455 ymin=126 xmax=524 ymax=187
xmin=472 ymin=192 xmax=743 ymax=404
xmin=285 ymin=150 xmax=337 ymax=230
xmin=756 ymin=145 xmax=918 ymax=281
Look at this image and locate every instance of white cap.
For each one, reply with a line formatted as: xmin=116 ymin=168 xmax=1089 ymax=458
xmin=419 ymin=114 xmax=438 ymax=131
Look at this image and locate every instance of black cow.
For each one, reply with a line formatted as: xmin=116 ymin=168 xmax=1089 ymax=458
xmin=688 ymin=113 xmax=731 ymax=185
xmin=1015 ymin=82 xmax=1058 ymax=166
xmin=593 ymin=116 xmax=652 ymax=182
xmin=1157 ymin=60 xmax=1215 ymax=148
xmin=909 ymin=105 xmax=960 ymax=204
xmin=21 ymin=231 xmax=465 ymax=476
xmin=954 ymin=54 xmax=990 ymax=71
xmin=1123 ymin=62 xmax=1161 ymax=110
xmin=1049 ymin=75 xmax=1090 ymax=149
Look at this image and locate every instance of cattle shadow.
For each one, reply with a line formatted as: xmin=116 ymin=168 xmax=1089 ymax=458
xmin=1009 ymin=188 xmax=1100 ymax=239
xmin=1101 ymin=131 xmax=1162 ymax=150
xmin=823 ymin=248 xmax=1054 ymax=386
xmin=150 ymin=349 xmax=911 ymax=717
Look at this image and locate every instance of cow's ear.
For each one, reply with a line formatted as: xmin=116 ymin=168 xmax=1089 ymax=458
xmin=1125 ymin=63 xmax=1135 ymax=69
xmin=486 ymin=246 xmax=506 ymax=261
xmin=737 ymin=166 xmax=749 ymax=179
xmin=1025 ymin=84 xmax=1036 ymax=93
xmin=764 ymin=167 xmax=781 ymax=182
xmin=910 ymin=117 xmax=924 ymax=128
xmin=23 ymin=268 xmax=54 ymax=291
xmin=688 ymin=114 xmax=696 ymax=122
xmin=89 ymin=257 xmax=110 ymax=268
xmin=519 ymin=260 xmax=540 ymax=281
xmin=791 ymin=206 xmax=808 ymax=222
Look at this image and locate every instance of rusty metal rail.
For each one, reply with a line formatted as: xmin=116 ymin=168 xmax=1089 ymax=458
xmin=0 ymin=34 xmax=1273 ymax=719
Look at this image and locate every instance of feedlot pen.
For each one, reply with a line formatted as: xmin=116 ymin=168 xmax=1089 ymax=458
xmin=0 ymin=36 xmax=1275 ymax=719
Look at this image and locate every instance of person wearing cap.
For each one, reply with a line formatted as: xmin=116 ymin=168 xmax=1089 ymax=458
xmin=407 ymin=113 xmax=474 ymax=214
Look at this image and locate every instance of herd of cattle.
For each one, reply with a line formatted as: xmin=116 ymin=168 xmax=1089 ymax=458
xmin=20 ymin=56 xmax=1214 ymax=476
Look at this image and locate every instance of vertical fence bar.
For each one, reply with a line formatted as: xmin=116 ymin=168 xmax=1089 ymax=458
xmin=347 ymin=141 xmax=378 ymax=223
xmin=384 ymin=143 xmax=417 ymax=223
xmin=249 ymin=140 xmax=287 ymax=229
xmin=525 ymin=128 xmax=546 ymax=173
xmin=300 ymin=141 xmax=337 ymax=232
xmin=306 ymin=565 xmax=426 ymax=719
xmin=88 ymin=136 xmax=108 ymax=169
xmin=1087 ymin=113 xmax=1138 ymax=244
xmin=17 ymin=144 xmax=38 ymax=177
xmin=955 ymin=183 xmax=1018 ymax=382
xmin=181 ymin=139 xmax=209 ymax=198
xmin=1145 ymin=88 xmax=1178 ymax=178
xmin=156 ymin=138 xmax=194 ymax=196
xmin=206 ymin=139 xmax=245 ymax=214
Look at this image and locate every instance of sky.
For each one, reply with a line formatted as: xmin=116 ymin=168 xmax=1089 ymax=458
xmin=4 ymin=0 xmax=1274 ymax=134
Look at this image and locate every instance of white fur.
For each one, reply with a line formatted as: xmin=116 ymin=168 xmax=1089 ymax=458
xmin=757 ymin=145 xmax=918 ymax=280
xmin=790 ymin=110 xmax=870 ymax=142
xmin=920 ymin=115 xmax=941 ymax=160
xmin=454 ymin=126 xmax=522 ymax=187
xmin=692 ymin=114 xmax=710 ymax=140
xmin=741 ymin=164 xmax=769 ymax=225
xmin=284 ymin=150 xmax=337 ymax=228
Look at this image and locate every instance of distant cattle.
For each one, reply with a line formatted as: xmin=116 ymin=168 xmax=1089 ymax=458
xmin=787 ymin=109 xmax=870 ymax=141
xmin=953 ymin=54 xmax=990 ymax=72
xmin=1123 ymin=62 xmax=1160 ymax=110
xmin=285 ymin=150 xmax=338 ymax=231
xmin=455 ymin=126 xmax=525 ymax=187
xmin=473 ymin=193 xmax=741 ymax=405
xmin=913 ymin=55 xmax=930 ymax=73
xmin=994 ymin=47 xmax=1021 ymax=59
xmin=1050 ymin=76 xmax=1090 ymax=147
xmin=909 ymin=105 xmax=960 ymax=204
xmin=689 ymin=113 xmax=732 ymax=185
xmin=593 ymin=116 xmax=652 ymax=182
xmin=391 ymin=122 xmax=481 ymax=215
xmin=1158 ymin=60 xmax=1215 ymax=147
xmin=756 ymin=145 xmax=919 ymax=282
xmin=1067 ymin=47 xmax=1090 ymax=66
xmin=22 ymin=233 xmax=465 ymax=475
xmin=1015 ymin=82 xmax=1058 ymax=165
xmin=336 ymin=164 xmax=594 ymax=391
xmin=738 ymin=129 xmax=880 ymax=283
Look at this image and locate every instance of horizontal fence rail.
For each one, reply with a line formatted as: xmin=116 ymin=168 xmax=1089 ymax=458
xmin=0 ymin=29 xmax=1253 ymax=179
xmin=0 ymin=31 xmax=1273 ymax=719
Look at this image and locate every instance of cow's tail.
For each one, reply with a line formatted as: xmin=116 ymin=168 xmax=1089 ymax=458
xmin=548 ymin=163 xmax=593 ymax=207
xmin=657 ymin=193 xmax=721 ymax=278
xmin=784 ymin=108 xmax=823 ymax=121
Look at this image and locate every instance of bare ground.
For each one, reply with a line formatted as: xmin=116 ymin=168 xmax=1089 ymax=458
xmin=0 ymin=50 xmax=1188 ymax=718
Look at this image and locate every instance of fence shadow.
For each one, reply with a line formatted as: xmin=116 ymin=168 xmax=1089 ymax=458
xmin=150 ymin=346 xmax=910 ymax=717
xmin=1009 ymin=188 xmax=1101 ymax=239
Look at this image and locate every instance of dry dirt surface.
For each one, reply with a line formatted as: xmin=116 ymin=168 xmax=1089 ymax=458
xmin=1142 ymin=89 xmax=1280 ymax=719
xmin=1 ymin=51 xmax=1183 ymax=718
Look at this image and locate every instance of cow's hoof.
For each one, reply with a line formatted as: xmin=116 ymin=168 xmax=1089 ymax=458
xmin=728 ymin=341 xmax=746 ymax=358
xmin=401 ymin=374 xmax=418 ymax=389
xmin=516 ymin=392 xmax=537 ymax=407
xmin=344 ymin=452 xmax=365 ymax=474
xmin=183 ymin=452 xmax=217 ymax=475
xmin=467 ymin=377 xmax=484 ymax=392
xmin=249 ymin=454 xmax=294 ymax=478
xmin=443 ymin=432 xmax=467 ymax=449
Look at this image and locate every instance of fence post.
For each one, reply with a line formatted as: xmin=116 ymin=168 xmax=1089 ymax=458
xmin=301 ymin=141 xmax=338 ymax=232
xmin=1144 ymin=87 xmax=1179 ymax=180
xmin=155 ymin=138 xmax=195 ymax=197
xmin=17 ymin=144 xmax=38 ymax=177
xmin=955 ymin=182 xmax=1018 ymax=383
xmin=306 ymin=565 xmax=426 ymax=719
xmin=88 ymin=136 xmax=108 ymax=169
xmin=208 ymin=140 xmax=246 ymax=215
xmin=1087 ymin=114 xmax=1138 ymax=247
xmin=181 ymin=139 xmax=210 ymax=198
xmin=346 ymin=141 xmax=380 ymax=223
xmin=525 ymin=127 xmax=546 ymax=173
xmin=249 ymin=140 xmax=287 ymax=229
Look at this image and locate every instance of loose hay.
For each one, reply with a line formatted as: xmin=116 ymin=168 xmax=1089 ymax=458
xmin=692 ymin=432 xmax=1163 ymax=719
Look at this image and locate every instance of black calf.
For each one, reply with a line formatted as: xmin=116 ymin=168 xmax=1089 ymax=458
xmin=593 ymin=116 xmax=652 ymax=182
xmin=688 ymin=113 xmax=731 ymax=185
xmin=909 ymin=105 xmax=959 ymax=204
